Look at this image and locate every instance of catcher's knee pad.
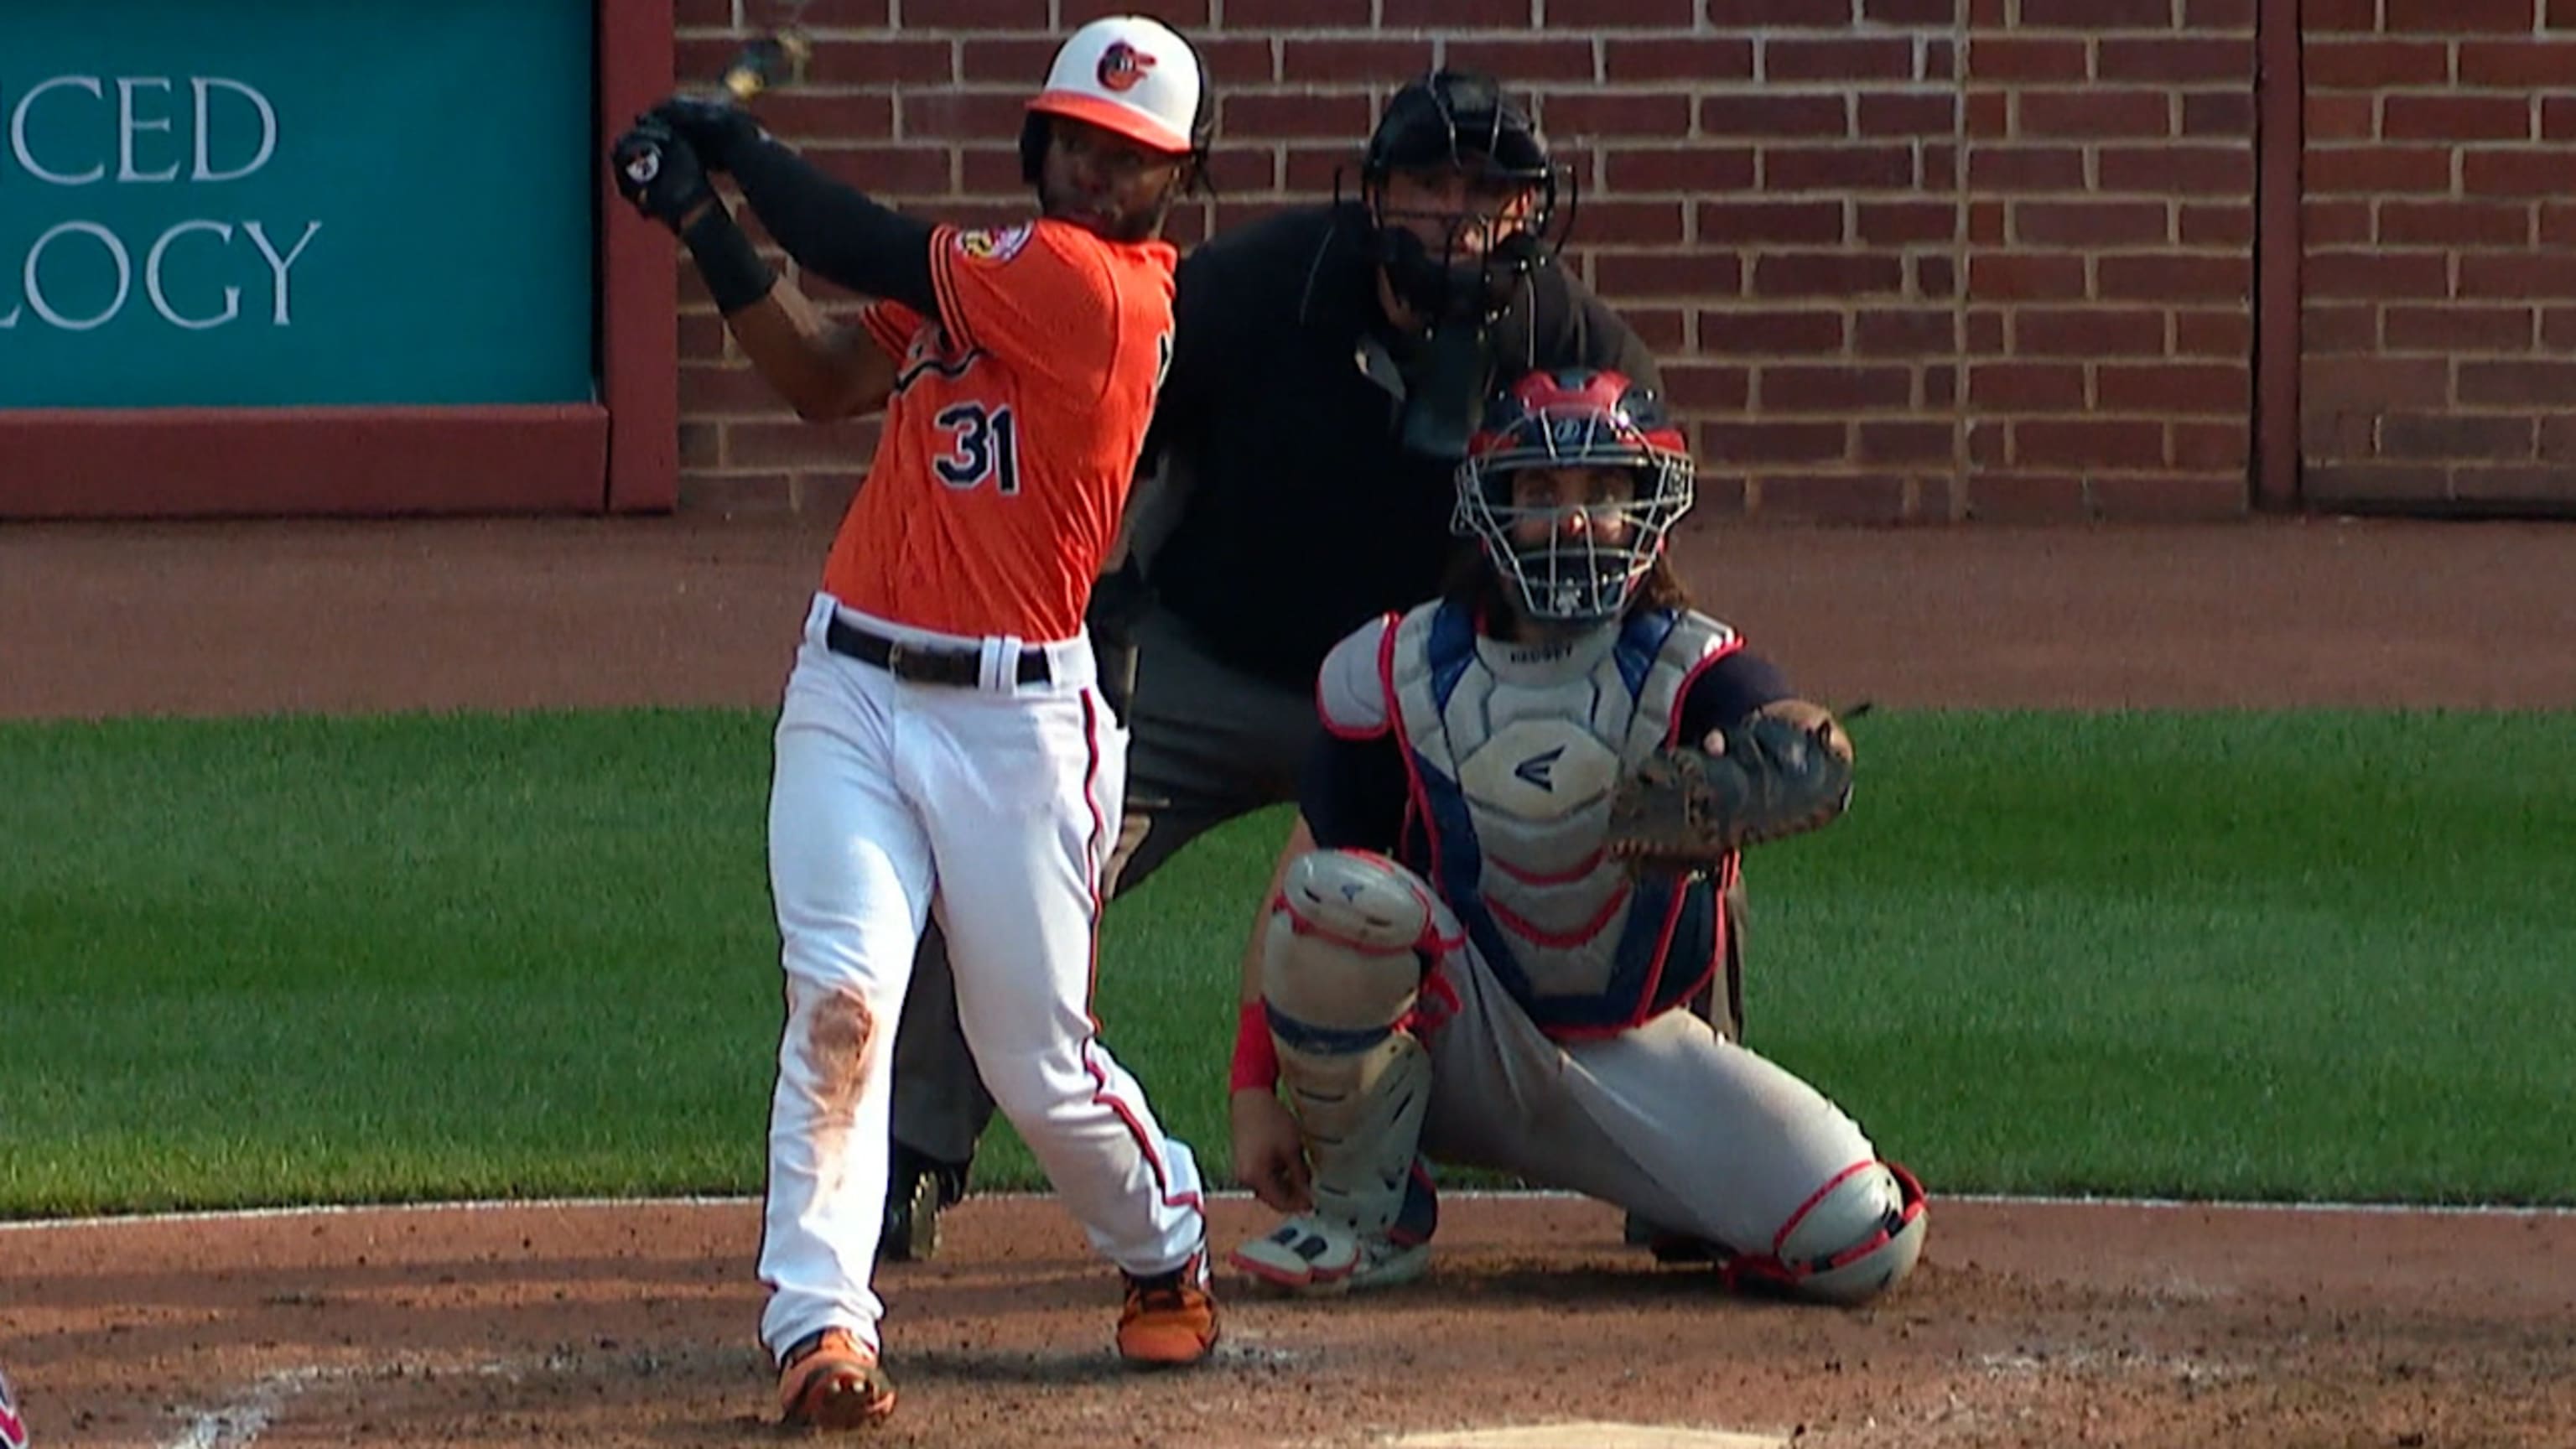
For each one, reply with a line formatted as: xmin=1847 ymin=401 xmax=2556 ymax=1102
xmin=1744 ymin=1161 xmax=1929 ymax=1306
xmin=1260 ymin=850 xmax=1446 ymax=1239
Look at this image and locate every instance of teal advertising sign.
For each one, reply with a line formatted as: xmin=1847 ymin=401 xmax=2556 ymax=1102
xmin=0 ymin=1 xmax=595 ymax=408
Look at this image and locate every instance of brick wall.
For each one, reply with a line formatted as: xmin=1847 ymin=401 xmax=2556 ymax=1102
xmin=2301 ymin=0 xmax=2576 ymax=510
xmin=667 ymin=1 xmax=2259 ymax=521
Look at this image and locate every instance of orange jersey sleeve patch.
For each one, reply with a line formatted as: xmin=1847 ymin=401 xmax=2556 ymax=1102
xmin=928 ymin=221 xmax=1119 ymax=397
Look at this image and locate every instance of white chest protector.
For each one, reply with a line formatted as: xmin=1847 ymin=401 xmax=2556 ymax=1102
xmin=1321 ymin=600 xmax=1739 ymax=1033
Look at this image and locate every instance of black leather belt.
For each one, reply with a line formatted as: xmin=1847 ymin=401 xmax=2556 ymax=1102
xmin=826 ymin=615 xmax=1051 ymax=688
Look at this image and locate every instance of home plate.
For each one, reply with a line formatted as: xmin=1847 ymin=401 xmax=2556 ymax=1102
xmin=1385 ymin=1426 xmax=1787 ymax=1448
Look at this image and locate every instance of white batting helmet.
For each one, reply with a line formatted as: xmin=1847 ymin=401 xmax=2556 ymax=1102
xmin=1026 ymin=15 xmax=1203 ymax=156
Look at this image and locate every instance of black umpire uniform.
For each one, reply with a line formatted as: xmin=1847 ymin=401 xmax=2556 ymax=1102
xmin=880 ymin=71 xmax=1666 ymax=1257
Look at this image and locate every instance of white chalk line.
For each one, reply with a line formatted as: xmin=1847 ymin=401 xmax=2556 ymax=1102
xmin=6 ymin=1188 xmax=2573 ymax=1234
xmin=158 ymin=1359 xmax=523 ymax=1449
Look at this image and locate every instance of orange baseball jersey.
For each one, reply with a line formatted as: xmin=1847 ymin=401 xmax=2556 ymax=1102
xmin=822 ymin=218 xmax=1178 ymax=644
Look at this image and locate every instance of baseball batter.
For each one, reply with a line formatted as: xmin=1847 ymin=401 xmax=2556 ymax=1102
xmin=610 ymin=15 xmax=1220 ymax=1431
xmin=1227 ymin=369 xmax=1929 ymax=1303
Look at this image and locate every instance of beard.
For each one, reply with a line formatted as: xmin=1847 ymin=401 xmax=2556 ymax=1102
xmin=1038 ymin=179 xmax=1173 ymax=243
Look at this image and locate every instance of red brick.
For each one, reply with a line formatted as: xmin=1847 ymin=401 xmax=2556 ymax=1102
xmin=1965 ymin=473 xmax=2090 ymax=521
xmin=1858 ymin=420 xmax=1955 ymax=463
xmin=2458 ymin=40 xmax=2576 ymax=86
xmin=2386 ymin=0 xmax=2535 ymax=29
xmin=1624 ymin=306 xmax=1690 ymax=352
xmin=1223 ymin=92 xmax=1378 ymax=139
xmin=1696 ymin=200 xmax=1846 ymax=243
xmin=2464 ymin=150 xmax=2571 ymax=195
xmin=901 ymin=0 xmax=1047 ymax=27
xmin=1764 ymin=38 xmax=1919 ymax=81
xmin=1703 ymin=0 xmax=1854 ymax=23
xmin=2452 ymin=358 xmax=2576 ymax=402
xmin=799 ymin=0 xmax=894 ymax=20
xmin=1971 ymin=197 xmax=2007 ymax=246
xmin=2017 ymin=308 xmax=2168 ymax=356
xmin=1854 ymin=308 xmax=1958 ymax=355
xmin=2100 ymin=144 xmax=2252 ymax=195
xmin=674 ymin=0 xmax=735 ymax=26
xmin=2459 ymin=253 xmax=2576 ymax=298
xmin=2096 ymin=362 xmax=2246 ymax=413
xmin=726 ymin=418 xmax=885 ymax=469
xmin=1967 ymin=37 xmax=2089 ymax=81
xmin=1857 ymin=200 xmax=1958 ymax=245
xmin=2304 ymin=40 xmax=2450 ymax=90
xmin=2557 ymin=0 xmax=2576 ymax=29
xmin=1916 ymin=254 xmax=1960 ymax=297
xmin=957 ymin=38 xmax=1055 ymax=85
xmin=1603 ymin=38 xmax=1756 ymax=82
xmin=2096 ymin=38 xmax=2250 ymax=83
xmin=1753 ymin=474 xmax=1917 ymax=523
xmin=2186 ymin=0 xmax=2257 ymax=26
xmin=2381 ymin=201 xmax=2534 ymax=247
xmin=2542 ymin=202 xmax=2576 ymax=244
xmin=2019 ymin=90 xmax=2175 ymax=139
xmin=1925 ymin=364 xmax=1960 ymax=406
xmin=1967 ymin=255 xmax=2088 ymax=300
xmin=2301 ymin=356 xmax=2450 ymax=408
xmin=899 ymin=91 xmax=1025 ymax=141
xmin=680 ymin=363 xmax=785 ymax=416
xmin=1764 ymin=146 xmax=1918 ymax=190
xmin=2303 ymin=199 xmax=2374 ymax=244
xmin=2304 ymin=146 xmax=2454 ymax=195
xmin=1280 ymin=39 xmax=1434 ymax=82
xmin=2452 ymin=464 xmax=2576 ymax=503
xmin=1592 ymin=252 xmax=1746 ymax=296
xmin=1282 ymin=144 xmax=1366 ymax=191
xmin=1437 ymin=39 xmax=1599 ymax=84
xmin=2544 ymin=96 xmax=2576 ymax=139
xmin=2016 ymin=419 xmax=2165 ymax=469
xmin=1967 ymin=145 xmax=2086 ymax=190
xmin=1967 ymin=418 xmax=2009 ymax=465
xmin=1864 ymin=0 xmax=1960 ymax=22
xmin=1548 ymin=0 xmax=1697 ymax=19
xmin=1699 ymin=420 xmax=1850 ymax=462
xmin=2179 ymin=202 xmax=2254 ymax=246
xmin=2021 ymin=0 xmax=2175 ymax=25
xmin=958 ymin=145 xmax=1025 ymax=193
xmin=2092 ymin=472 xmax=2249 ymax=518
xmin=758 ymin=92 xmax=898 ymax=147
xmin=808 ymin=39 xmax=953 ymax=86
xmin=1698 ymin=309 xmax=1848 ymax=353
xmin=2379 ymin=413 xmax=2536 ymax=460
xmin=1542 ymin=93 xmax=1693 ymax=138
xmin=2305 ymin=250 xmax=2451 ymax=300
xmin=1581 ymin=200 xmax=1691 ymax=246
xmin=2303 ymin=462 xmax=2454 ymax=504
xmin=2175 ymin=309 xmax=2253 ymax=356
xmin=2306 ymin=0 xmax=2378 ymax=24
xmin=2181 ymin=92 xmax=2255 ymax=137
xmin=1698 ymin=95 xmax=1850 ymax=138
xmin=1970 ymin=362 xmax=2088 ymax=409
xmin=2541 ymin=412 xmax=2576 ymax=456
xmin=1968 ymin=308 xmax=2007 ymax=358
xmin=810 ymin=143 xmax=953 ymax=195
xmin=1858 ymin=94 xmax=1958 ymax=137
xmin=2013 ymin=200 xmax=2174 ymax=247
xmin=2096 ymin=255 xmax=2251 ymax=302
xmin=1228 ymin=0 xmax=1370 ymax=21
xmin=1662 ymin=363 xmax=1754 ymax=410
xmin=1607 ymin=146 xmax=1757 ymax=192
xmin=1188 ymin=38 xmax=1279 ymax=87
xmin=1752 ymin=252 xmax=1908 ymax=296
xmin=1061 ymin=0 xmax=1209 ymax=21
xmin=2170 ymin=422 xmax=2251 ymax=470
xmin=2304 ymin=96 xmax=2377 ymax=143
xmin=2384 ymin=95 xmax=2534 ymax=143
xmin=678 ymin=313 xmax=730 ymax=363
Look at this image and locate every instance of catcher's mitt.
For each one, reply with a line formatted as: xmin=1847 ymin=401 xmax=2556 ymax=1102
xmin=1604 ymin=707 xmax=1854 ymax=873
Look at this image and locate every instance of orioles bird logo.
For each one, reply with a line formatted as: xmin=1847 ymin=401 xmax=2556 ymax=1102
xmin=1096 ymin=41 xmax=1156 ymax=92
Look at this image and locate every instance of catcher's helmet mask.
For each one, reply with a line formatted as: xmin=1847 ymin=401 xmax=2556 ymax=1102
xmin=1347 ymin=70 xmax=1573 ymax=330
xmin=1454 ymin=368 xmax=1696 ymax=626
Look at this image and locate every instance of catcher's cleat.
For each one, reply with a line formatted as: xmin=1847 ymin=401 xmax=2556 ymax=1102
xmin=1116 ymin=1250 xmax=1220 ymax=1368
xmin=1230 ymin=1213 xmax=1431 ymax=1296
xmin=879 ymin=1148 xmax=968 ymax=1265
xmin=776 ymin=1327 xmax=896 ymax=1431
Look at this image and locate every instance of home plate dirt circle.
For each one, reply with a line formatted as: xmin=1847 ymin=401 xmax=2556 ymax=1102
xmin=1385 ymin=1426 xmax=1784 ymax=1447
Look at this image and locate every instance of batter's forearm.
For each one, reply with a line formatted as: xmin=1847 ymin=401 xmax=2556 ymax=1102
xmin=724 ymin=278 xmax=898 ymax=422
xmin=729 ymin=136 xmax=940 ymax=317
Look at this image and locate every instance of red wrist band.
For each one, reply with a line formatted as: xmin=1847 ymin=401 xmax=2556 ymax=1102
xmin=1229 ymin=1000 xmax=1279 ymax=1093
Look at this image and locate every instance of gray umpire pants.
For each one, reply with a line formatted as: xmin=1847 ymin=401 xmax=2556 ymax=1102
xmin=889 ymin=604 xmax=1317 ymax=1166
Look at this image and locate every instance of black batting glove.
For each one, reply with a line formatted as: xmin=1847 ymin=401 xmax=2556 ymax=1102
xmin=647 ymin=94 xmax=769 ymax=174
xmin=610 ymin=117 xmax=715 ymax=232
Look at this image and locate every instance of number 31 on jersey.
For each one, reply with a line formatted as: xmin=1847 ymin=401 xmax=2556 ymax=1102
xmin=932 ymin=402 xmax=1020 ymax=496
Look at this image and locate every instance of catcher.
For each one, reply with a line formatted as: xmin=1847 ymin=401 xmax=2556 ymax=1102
xmin=1225 ymin=367 xmax=1928 ymax=1304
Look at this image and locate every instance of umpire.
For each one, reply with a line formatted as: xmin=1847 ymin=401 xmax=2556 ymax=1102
xmin=881 ymin=70 xmax=1663 ymax=1256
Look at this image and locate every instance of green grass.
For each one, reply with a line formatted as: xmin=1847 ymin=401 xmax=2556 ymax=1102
xmin=2 ymin=709 xmax=2570 ymax=1217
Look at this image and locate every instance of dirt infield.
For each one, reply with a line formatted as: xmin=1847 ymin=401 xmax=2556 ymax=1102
xmin=5 ymin=513 xmax=2575 ymax=1447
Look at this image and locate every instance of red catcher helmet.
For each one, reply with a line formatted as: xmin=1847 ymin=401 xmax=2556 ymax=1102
xmin=1453 ymin=369 xmax=1696 ymax=624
